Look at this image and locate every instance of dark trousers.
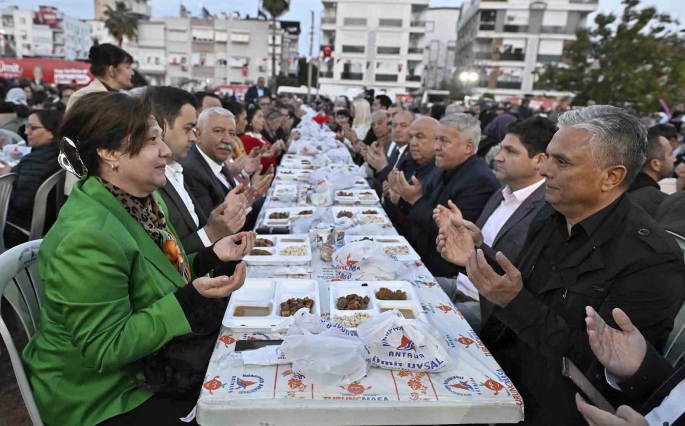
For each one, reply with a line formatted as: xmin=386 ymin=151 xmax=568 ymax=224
xmin=97 ymin=394 xmax=199 ymax=425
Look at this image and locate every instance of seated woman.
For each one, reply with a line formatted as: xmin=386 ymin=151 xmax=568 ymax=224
xmin=2 ymin=109 xmax=63 ymax=248
xmin=240 ymin=105 xmax=283 ymax=173
xmin=22 ymin=92 xmax=254 ymax=426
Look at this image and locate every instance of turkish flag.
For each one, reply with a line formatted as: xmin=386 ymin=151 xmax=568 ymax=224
xmin=322 ymin=45 xmax=333 ymax=58
xmin=242 ymin=66 xmax=248 ymax=77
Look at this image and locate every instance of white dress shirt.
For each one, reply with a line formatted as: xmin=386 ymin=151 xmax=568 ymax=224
xmin=197 ymin=146 xmax=232 ymax=190
xmin=455 ymin=179 xmax=546 ymax=300
xmin=164 ymin=161 xmax=211 ymax=247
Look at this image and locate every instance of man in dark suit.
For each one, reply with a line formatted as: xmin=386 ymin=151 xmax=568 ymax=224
xmin=656 ymin=190 xmax=685 ymax=236
xmin=365 ymin=111 xmax=414 ymax=194
xmin=628 ymin=128 xmax=674 ymax=217
xmin=244 ymin=77 xmax=271 ymax=106
xmin=389 ymin=113 xmax=500 ymax=278
xmin=437 ymin=106 xmax=685 ymax=425
xmin=435 ymin=116 xmax=556 ymax=331
xmin=149 ymin=86 xmax=247 ymax=253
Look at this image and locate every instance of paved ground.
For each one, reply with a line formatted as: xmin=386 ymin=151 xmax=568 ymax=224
xmin=1 ymin=297 xmax=32 ymax=426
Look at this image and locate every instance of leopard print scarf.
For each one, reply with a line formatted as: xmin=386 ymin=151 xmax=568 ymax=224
xmin=96 ymin=177 xmax=191 ymax=284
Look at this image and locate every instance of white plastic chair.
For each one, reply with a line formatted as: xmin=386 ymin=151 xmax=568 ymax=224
xmin=0 ymin=173 xmax=18 ymax=252
xmin=0 ymin=239 xmax=44 ymax=425
xmin=6 ymin=169 xmax=65 ymax=242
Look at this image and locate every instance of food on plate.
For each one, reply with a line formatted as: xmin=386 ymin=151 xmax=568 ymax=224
xmin=384 ymin=246 xmax=410 ymax=256
xmin=249 ymin=249 xmax=273 ymax=256
xmin=282 ymin=171 xmax=293 ymax=174
xmin=362 ymin=210 xmax=378 ymax=215
xmin=280 ymin=245 xmax=308 ymax=256
xmin=359 ymin=193 xmax=377 ymax=201
xmin=379 ymin=308 xmax=415 ymax=319
xmin=360 ymin=191 xmax=374 ymax=195
xmin=276 ymin=188 xmax=292 ymax=194
xmin=376 ymin=238 xmax=400 ymax=243
xmin=337 ymin=210 xmax=354 ymax=218
xmin=333 ymin=313 xmax=371 ymax=328
xmin=375 ymin=287 xmax=407 ymax=300
xmin=280 ymin=238 xmax=305 ymax=243
xmin=357 ymin=237 xmax=374 ymax=241
xmin=362 ymin=215 xmax=385 ymax=224
xmin=255 ymin=238 xmax=275 ymax=247
xmin=337 ymin=191 xmax=354 ymax=197
xmin=234 ymin=306 xmax=271 ymax=317
xmin=269 ymin=211 xmax=290 ymax=219
xmin=301 ymin=159 xmax=311 ymax=165
xmin=280 ymin=297 xmax=315 ymax=316
xmin=297 ymin=210 xmax=313 ymax=215
xmin=336 ymin=294 xmax=370 ymax=310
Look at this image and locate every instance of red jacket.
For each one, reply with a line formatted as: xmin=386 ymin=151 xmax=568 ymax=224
xmin=240 ymin=132 xmax=277 ymax=173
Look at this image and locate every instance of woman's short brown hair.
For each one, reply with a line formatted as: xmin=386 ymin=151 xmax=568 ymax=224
xmin=58 ymin=91 xmax=163 ymax=177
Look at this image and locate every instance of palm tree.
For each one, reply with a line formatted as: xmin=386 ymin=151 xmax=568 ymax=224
xmin=103 ymin=1 xmax=139 ymax=47
xmin=261 ymin=0 xmax=290 ymax=85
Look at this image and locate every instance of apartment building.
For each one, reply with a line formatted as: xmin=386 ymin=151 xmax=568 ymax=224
xmin=424 ymin=7 xmax=460 ymax=89
xmin=319 ymin=0 xmax=429 ymax=98
xmin=456 ymin=0 xmax=598 ymax=99
xmin=1 ymin=6 xmax=90 ymax=60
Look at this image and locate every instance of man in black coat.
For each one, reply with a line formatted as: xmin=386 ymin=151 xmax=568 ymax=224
xmin=628 ymin=128 xmax=674 ymax=218
xmin=149 ymin=86 xmax=247 ymax=253
xmin=390 ymin=113 xmax=500 ymax=278
xmin=437 ymin=106 xmax=685 ymax=425
xmin=244 ymin=77 xmax=271 ymax=106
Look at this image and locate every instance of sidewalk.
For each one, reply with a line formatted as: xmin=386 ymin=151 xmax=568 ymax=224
xmin=1 ymin=297 xmax=32 ymax=426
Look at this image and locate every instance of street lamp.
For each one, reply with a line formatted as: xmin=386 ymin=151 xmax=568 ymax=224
xmin=459 ymin=70 xmax=479 ymax=95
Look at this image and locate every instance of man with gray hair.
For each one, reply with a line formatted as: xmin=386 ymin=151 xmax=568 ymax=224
xmin=390 ymin=113 xmax=499 ymax=277
xmin=445 ymin=103 xmax=466 ymax=116
xmin=437 ymin=105 xmax=685 ymax=425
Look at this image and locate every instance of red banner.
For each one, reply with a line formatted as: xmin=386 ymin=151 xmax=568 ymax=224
xmin=35 ymin=6 xmax=59 ymax=28
xmin=0 ymin=58 xmax=93 ymax=85
xmin=322 ymin=45 xmax=333 ymax=58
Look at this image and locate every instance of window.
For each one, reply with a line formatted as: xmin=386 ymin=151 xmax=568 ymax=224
xmin=375 ymin=74 xmax=398 ymax=82
xmin=230 ymin=32 xmax=250 ymax=43
xmin=379 ymin=19 xmax=402 ymax=27
xmin=426 ymin=21 xmax=434 ymax=32
xmin=377 ymin=46 xmax=400 ymax=55
xmin=342 ymin=45 xmax=365 ymax=53
xmin=343 ymin=17 xmax=367 ymax=26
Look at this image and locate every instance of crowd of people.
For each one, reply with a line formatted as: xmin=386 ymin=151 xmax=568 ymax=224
xmin=0 ymin=42 xmax=683 ymax=426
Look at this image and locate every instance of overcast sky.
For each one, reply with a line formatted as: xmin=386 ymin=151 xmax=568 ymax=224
xmin=5 ymin=0 xmax=684 ymax=54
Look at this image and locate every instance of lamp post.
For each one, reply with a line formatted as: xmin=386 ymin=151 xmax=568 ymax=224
xmin=459 ymin=70 xmax=479 ymax=95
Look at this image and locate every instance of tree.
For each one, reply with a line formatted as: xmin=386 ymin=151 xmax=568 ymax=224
xmin=262 ymin=0 xmax=290 ymax=87
xmin=103 ymin=1 xmax=139 ymax=47
xmin=537 ymin=0 xmax=685 ymax=115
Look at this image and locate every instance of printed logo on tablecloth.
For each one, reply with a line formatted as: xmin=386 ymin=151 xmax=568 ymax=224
xmin=228 ymin=374 xmax=266 ymax=394
xmin=495 ymin=368 xmax=523 ymax=405
xmin=340 ymin=383 xmax=372 ymax=395
xmin=217 ymin=334 xmax=235 ymax=348
xmin=480 ymin=376 xmax=510 ymax=397
xmin=457 ymin=334 xmax=475 ymax=348
xmin=203 ymin=375 xmax=226 ymax=395
xmin=414 ymin=280 xmax=437 ymax=289
xmin=239 ymin=332 xmax=271 ymax=341
xmin=437 ymin=303 xmax=454 ymax=313
xmin=381 ymin=327 xmax=424 ymax=357
xmin=443 ymin=375 xmax=483 ymax=396
xmin=467 ymin=330 xmax=493 ymax=357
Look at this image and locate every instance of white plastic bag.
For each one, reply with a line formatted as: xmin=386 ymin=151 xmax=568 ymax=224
xmin=272 ymin=308 xmax=369 ymax=386
xmin=332 ymin=241 xmax=408 ymax=280
xmin=356 ymin=309 xmax=451 ymax=372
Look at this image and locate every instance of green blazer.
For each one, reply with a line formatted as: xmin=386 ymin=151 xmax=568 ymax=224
xmin=22 ymin=177 xmax=199 ymax=426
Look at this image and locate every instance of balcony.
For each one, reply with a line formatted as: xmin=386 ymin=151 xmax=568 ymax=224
xmin=410 ymin=20 xmax=426 ymax=29
xmin=377 ymin=46 xmax=400 ymax=55
xmin=408 ymin=47 xmax=424 ymax=54
xmin=475 ymin=51 xmax=494 ymax=60
xmin=541 ymin=26 xmax=567 ymax=34
xmin=341 ymin=72 xmax=363 ymax=81
xmin=322 ymin=17 xmax=337 ymax=25
xmin=499 ymin=52 xmax=525 ymax=61
xmin=496 ymin=81 xmax=522 ymax=89
xmin=376 ymin=74 xmax=398 ymax=82
xmin=503 ymin=25 xmax=528 ymax=33
xmin=379 ymin=19 xmax=402 ymax=28
xmin=407 ymin=75 xmax=421 ymax=82
xmin=479 ymin=23 xmax=495 ymax=31
xmin=319 ymin=71 xmax=334 ymax=78
xmin=343 ymin=18 xmax=367 ymax=27
xmin=537 ymin=54 xmax=563 ymax=63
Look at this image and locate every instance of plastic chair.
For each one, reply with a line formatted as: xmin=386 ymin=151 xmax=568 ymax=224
xmin=0 ymin=173 xmax=18 ymax=252
xmin=0 ymin=239 xmax=44 ymax=425
xmin=7 ymin=169 xmax=65 ymax=242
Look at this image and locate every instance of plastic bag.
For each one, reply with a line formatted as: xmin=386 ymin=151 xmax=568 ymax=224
xmin=345 ymin=224 xmax=392 ymax=236
xmin=356 ymin=309 xmax=451 ymax=372
xmin=332 ymin=241 xmax=408 ymax=280
xmin=272 ymin=308 xmax=369 ymax=386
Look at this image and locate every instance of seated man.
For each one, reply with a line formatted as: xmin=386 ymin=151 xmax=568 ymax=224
xmin=628 ymin=128 xmax=674 ymax=217
xmin=435 ymin=116 xmax=555 ymax=331
xmin=150 ymin=86 xmax=259 ymax=253
xmin=437 ymin=105 xmax=685 ymax=425
xmin=180 ymin=107 xmax=271 ymax=224
xmin=391 ymin=113 xmax=500 ymax=278
xmin=365 ymin=111 xmax=414 ymax=187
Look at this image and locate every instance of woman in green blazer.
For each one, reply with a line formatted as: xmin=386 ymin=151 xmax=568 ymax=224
xmin=22 ymin=91 xmax=255 ymax=425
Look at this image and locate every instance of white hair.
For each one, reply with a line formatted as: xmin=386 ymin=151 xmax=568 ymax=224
xmin=372 ymin=109 xmax=389 ymax=120
xmin=440 ymin=113 xmax=482 ymax=150
xmin=197 ymin=107 xmax=235 ymax=131
xmin=558 ymin=105 xmax=647 ymax=187
xmin=445 ymin=103 xmax=466 ymax=116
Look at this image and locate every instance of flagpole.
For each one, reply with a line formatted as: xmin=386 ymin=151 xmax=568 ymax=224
xmin=307 ymin=10 xmax=314 ymax=104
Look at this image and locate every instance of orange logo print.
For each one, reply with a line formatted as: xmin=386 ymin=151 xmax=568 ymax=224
xmin=346 ymin=254 xmax=359 ymax=266
xmin=203 ymin=376 xmax=223 ymax=395
xmin=218 ymin=334 xmax=235 ymax=348
xmin=340 ymin=383 xmax=371 ymax=395
xmin=457 ymin=335 xmax=475 ymax=348
xmin=483 ymin=378 xmax=505 ymax=395
xmin=437 ymin=303 xmax=453 ymax=313
xmin=249 ymin=336 xmax=263 ymax=341
xmin=282 ymin=369 xmax=293 ymax=377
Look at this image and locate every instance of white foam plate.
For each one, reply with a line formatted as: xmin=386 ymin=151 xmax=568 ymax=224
xmin=331 ymin=206 xmax=390 ymax=226
xmin=243 ymin=234 xmax=312 ymax=265
xmin=334 ymin=189 xmax=380 ymax=205
xmin=344 ymin=235 xmax=421 ymax=262
xmin=276 ymin=168 xmax=312 ymax=182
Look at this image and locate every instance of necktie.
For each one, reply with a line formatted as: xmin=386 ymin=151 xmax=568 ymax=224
xmin=220 ymin=166 xmax=235 ymax=189
xmin=387 ymin=146 xmax=399 ymax=169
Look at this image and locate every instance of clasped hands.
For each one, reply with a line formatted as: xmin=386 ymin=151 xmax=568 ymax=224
xmin=387 ymin=169 xmax=423 ymax=205
xmin=433 ymin=200 xmax=522 ymax=308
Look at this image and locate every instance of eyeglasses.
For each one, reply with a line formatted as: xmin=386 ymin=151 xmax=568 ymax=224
xmin=26 ymin=124 xmax=44 ymax=132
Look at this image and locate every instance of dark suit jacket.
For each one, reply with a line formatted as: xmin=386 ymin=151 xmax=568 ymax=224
xmin=628 ymin=172 xmax=667 ymax=218
xmin=158 ymin=179 xmax=209 ymax=254
xmin=656 ymin=190 xmax=685 ymax=236
xmin=376 ymin=145 xmax=412 ymax=184
xmin=178 ymin=144 xmax=233 ymax=219
xmin=479 ymin=194 xmax=685 ymax=425
xmin=244 ymin=85 xmax=271 ymax=106
xmin=399 ymin=154 xmax=500 ymax=277
xmin=475 ymin=181 xmax=547 ymax=262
